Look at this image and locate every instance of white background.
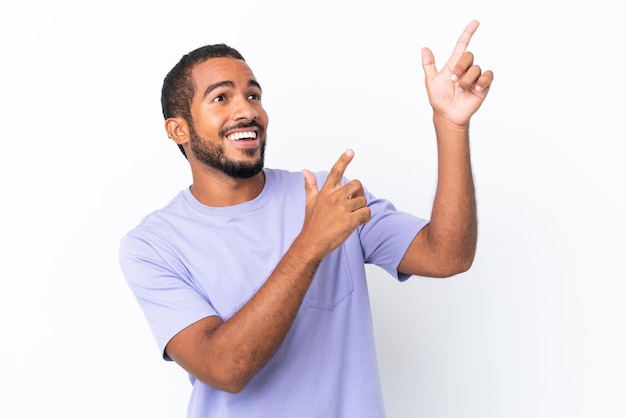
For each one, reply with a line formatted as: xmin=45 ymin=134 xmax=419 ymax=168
xmin=1 ymin=1 xmax=625 ymax=417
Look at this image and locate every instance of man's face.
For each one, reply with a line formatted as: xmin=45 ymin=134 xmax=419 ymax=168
xmin=187 ymin=57 xmax=268 ymax=179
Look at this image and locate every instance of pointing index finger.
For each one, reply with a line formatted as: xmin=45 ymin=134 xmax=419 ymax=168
xmin=444 ymin=20 xmax=480 ymax=74
xmin=323 ymin=149 xmax=355 ymax=189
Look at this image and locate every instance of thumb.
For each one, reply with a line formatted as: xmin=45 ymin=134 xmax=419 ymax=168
xmin=302 ymin=169 xmax=319 ymax=202
xmin=421 ymin=47 xmax=437 ymax=80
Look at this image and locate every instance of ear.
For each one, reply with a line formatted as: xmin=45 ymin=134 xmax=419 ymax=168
xmin=164 ymin=117 xmax=190 ymax=145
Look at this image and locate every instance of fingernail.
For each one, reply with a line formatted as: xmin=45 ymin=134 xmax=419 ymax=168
xmin=451 ymin=74 xmax=458 ymax=82
xmin=475 ymin=85 xmax=483 ymax=92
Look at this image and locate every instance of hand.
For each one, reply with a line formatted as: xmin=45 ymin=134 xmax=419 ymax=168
xmin=300 ymin=149 xmax=371 ymax=259
xmin=421 ymin=20 xmax=494 ymax=127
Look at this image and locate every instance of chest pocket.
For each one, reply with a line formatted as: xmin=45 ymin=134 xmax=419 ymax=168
xmin=305 ymin=246 xmax=354 ymax=310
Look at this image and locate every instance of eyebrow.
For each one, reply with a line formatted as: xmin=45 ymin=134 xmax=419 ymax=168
xmin=202 ymin=79 xmax=262 ymax=99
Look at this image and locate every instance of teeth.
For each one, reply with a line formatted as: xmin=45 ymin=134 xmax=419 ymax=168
xmin=227 ymin=131 xmax=257 ymax=141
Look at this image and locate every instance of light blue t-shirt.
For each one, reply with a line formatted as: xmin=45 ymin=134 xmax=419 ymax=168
xmin=119 ymin=168 xmax=428 ymax=418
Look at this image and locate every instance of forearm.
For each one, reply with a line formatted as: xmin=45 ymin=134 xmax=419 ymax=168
xmin=185 ymin=236 xmax=322 ymax=392
xmin=428 ymin=114 xmax=477 ymax=273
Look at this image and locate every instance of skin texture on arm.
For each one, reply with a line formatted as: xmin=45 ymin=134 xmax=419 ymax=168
xmin=398 ymin=20 xmax=494 ymax=278
xmin=165 ymin=150 xmax=370 ymax=393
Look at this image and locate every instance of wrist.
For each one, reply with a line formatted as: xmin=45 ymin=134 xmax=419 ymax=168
xmin=289 ymin=234 xmax=325 ymax=269
xmin=433 ymin=113 xmax=469 ymax=131
xmin=432 ymin=113 xmax=470 ymax=142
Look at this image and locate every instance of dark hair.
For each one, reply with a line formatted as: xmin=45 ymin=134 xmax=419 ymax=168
xmin=161 ymin=44 xmax=246 ymax=157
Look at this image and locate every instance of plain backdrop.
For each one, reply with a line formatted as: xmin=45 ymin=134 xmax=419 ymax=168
xmin=1 ymin=1 xmax=624 ymax=417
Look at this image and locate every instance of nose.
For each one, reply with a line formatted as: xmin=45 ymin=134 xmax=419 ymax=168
xmin=232 ymin=96 xmax=258 ymax=122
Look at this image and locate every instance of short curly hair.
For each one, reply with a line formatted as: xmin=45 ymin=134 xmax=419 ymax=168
xmin=161 ymin=44 xmax=246 ymax=158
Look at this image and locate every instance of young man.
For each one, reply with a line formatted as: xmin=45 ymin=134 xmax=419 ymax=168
xmin=120 ymin=20 xmax=493 ymax=418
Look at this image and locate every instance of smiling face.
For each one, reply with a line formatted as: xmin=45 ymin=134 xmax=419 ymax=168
xmin=186 ymin=57 xmax=269 ymax=179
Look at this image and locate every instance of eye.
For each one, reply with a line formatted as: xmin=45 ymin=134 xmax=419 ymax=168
xmin=248 ymin=93 xmax=261 ymax=100
xmin=212 ymin=94 xmax=226 ymax=102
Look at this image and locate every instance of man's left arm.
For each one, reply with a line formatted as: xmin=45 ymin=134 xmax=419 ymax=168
xmin=398 ymin=20 xmax=494 ymax=278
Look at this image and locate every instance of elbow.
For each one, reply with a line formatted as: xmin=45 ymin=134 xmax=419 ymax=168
xmin=437 ymin=234 xmax=477 ymax=277
xmin=195 ymin=354 xmax=267 ymax=393
xmin=401 ymin=240 xmax=476 ymax=279
xmin=416 ymin=224 xmax=477 ymax=278
xmin=453 ymin=255 xmax=474 ymax=276
xmin=165 ymin=319 xmax=260 ymax=394
xmin=428 ymin=248 xmax=475 ymax=278
xmin=197 ymin=367 xmax=253 ymax=394
xmin=216 ymin=381 xmax=247 ymax=394
xmin=196 ymin=375 xmax=248 ymax=394
xmin=440 ymin=252 xmax=475 ymax=278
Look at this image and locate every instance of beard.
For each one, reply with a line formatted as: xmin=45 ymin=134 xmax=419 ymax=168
xmin=188 ymin=121 xmax=266 ymax=179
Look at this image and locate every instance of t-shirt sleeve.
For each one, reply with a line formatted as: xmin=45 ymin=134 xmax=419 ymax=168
xmin=358 ymin=191 xmax=429 ymax=281
xmin=119 ymin=234 xmax=218 ymax=360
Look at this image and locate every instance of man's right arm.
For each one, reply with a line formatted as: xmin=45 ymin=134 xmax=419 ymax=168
xmin=165 ymin=149 xmax=370 ymax=393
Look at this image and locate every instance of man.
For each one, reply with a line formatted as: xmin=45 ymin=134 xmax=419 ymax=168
xmin=120 ymin=20 xmax=493 ymax=418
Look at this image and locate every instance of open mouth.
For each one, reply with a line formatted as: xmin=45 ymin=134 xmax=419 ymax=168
xmin=226 ymin=131 xmax=257 ymax=141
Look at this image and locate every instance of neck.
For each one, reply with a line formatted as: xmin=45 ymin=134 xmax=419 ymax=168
xmin=189 ymin=169 xmax=266 ymax=207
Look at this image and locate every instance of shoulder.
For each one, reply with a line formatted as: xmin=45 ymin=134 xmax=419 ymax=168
xmin=120 ymin=190 xmax=188 ymax=243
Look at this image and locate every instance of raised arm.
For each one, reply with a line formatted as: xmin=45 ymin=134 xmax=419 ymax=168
xmin=165 ymin=150 xmax=370 ymax=393
xmin=399 ymin=20 xmax=494 ymax=278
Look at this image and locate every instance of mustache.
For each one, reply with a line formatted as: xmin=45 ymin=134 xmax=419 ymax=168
xmin=220 ymin=120 xmax=263 ymax=137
